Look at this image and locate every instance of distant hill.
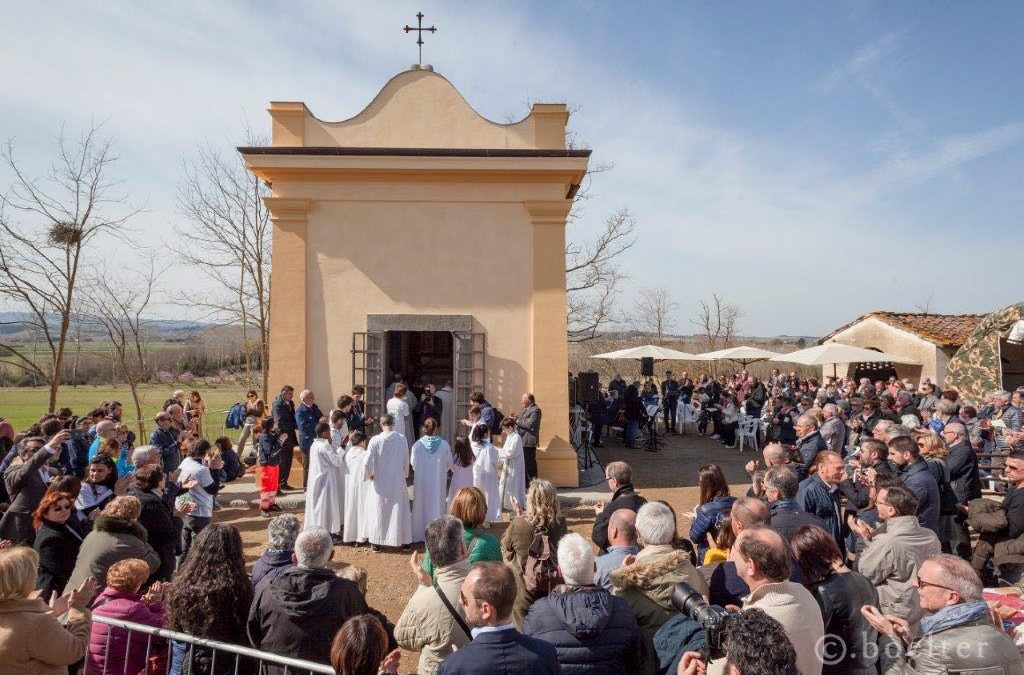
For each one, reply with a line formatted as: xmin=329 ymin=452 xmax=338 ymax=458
xmin=0 ymin=311 xmax=209 ymax=343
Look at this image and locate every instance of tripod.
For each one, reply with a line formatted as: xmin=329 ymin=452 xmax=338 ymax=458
xmin=642 ymin=403 xmax=663 ymax=452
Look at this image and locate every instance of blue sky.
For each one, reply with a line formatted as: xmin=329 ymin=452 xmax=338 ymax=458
xmin=1 ymin=1 xmax=1021 ymax=335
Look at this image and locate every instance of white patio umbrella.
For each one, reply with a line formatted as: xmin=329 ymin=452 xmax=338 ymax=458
xmin=696 ymin=345 xmax=781 ymax=367
xmin=591 ymin=344 xmax=706 ymax=361
xmin=769 ymin=342 xmax=919 ymax=378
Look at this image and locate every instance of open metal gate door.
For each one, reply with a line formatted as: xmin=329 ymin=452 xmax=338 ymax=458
xmin=352 ymin=332 xmax=385 ymax=423
xmin=454 ymin=332 xmax=485 ymax=423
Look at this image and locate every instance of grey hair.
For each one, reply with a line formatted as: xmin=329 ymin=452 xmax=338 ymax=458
xmin=380 ymin=413 xmax=395 ymax=427
xmin=995 ymin=390 xmax=1012 ymax=403
xmin=425 ymin=515 xmax=464 ymax=568
xmin=131 ymin=446 xmax=156 ymax=467
xmin=267 ymin=514 xmax=301 ymax=551
xmin=928 ymin=553 xmax=983 ymax=602
xmin=556 ymin=533 xmax=595 ymax=586
xmin=605 ymin=461 xmax=632 ymax=484
xmin=796 ymin=414 xmax=818 ymax=429
xmin=635 ymin=501 xmax=676 ymax=546
xmin=763 ymin=466 xmax=799 ymax=500
xmin=295 ymin=528 xmax=333 ymax=568
xmin=936 ymin=399 xmax=957 ymax=416
xmin=944 ymin=422 xmax=967 ymax=441
xmin=763 ymin=443 xmax=789 ymax=463
xmin=822 ymin=403 xmax=839 ymax=417
xmin=888 ymin=424 xmax=911 ymax=439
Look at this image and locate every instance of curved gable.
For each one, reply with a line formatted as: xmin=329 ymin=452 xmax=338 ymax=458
xmin=270 ymin=69 xmax=568 ymax=150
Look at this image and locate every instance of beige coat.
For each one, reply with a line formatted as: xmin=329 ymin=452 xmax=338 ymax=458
xmin=743 ymin=581 xmax=824 ymax=675
xmin=0 ymin=598 xmax=90 ymax=675
xmin=394 ymin=557 xmax=472 ymax=675
xmin=858 ymin=515 xmax=941 ymax=626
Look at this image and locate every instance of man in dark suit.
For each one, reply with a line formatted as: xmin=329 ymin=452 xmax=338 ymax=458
xmin=271 ymin=385 xmax=298 ymax=491
xmin=793 ymin=414 xmax=828 ymax=466
xmin=515 ymin=393 xmax=542 ymax=482
xmin=438 ymin=562 xmax=560 ymax=675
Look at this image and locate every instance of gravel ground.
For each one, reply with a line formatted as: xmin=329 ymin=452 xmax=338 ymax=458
xmin=215 ymin=429 xmax=754 ymax=672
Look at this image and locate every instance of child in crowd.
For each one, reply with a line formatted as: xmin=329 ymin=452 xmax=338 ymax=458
xmin=330 ymin=408 xmax=349 ymax=449
xmin=257 ymin=418 xmax=285 ymax=517
xmin=703 ymin=516 xmax=735 ymax=566
xmin=213 ymin=436 xmax=243 ymax=482
xmin=337 ymin=565 xmax=398 ymax=651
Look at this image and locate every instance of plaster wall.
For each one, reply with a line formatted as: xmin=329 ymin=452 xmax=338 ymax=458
xmin=823 ymin=317 xmax=937 ymax=382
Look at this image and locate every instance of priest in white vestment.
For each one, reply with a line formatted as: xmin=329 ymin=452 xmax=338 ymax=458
xmin=469 ymin=424 xmax=501 ymax=523
xmin=436 ymin=382 xmax=455 ymax=447
xmin=304 ymin=424 xmax=346 ymax=539
xmin=342 ymin=432 xmax=370 ymax=544
xmin=386 ymin=384 xmax=415 ymax=444
xmin=498 ymin=419 xmax=527 ymax=511
xmin=409 ymin=419 xmax=453 ymax=542
xmin=364 ymin=414 xmax=412 ymax=550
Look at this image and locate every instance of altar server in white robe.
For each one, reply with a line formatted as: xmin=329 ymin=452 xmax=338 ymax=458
xmin=447 ymin=436 xmax=476 ymax=507
xmin=470 ymin=424 xmax=501 ymax=523
xmin=304 ymin=422 xmax=346 ymax=540
xmin=386 ymin=384 xmax=415 ymax=443
xmin=436 ymin=381 xmax=455 ymax=447
xmin=409 ymin=418 xmax=453 ymax=542
xmin=497 ymin=418 xmax=527 ymax=511
xmin=342 ymin=430 xmax=370 ymax=544
xmin=364 ymin=414 xmax=412 ymax=550
xmin=461 ymin=405 xmax=488 ymax=449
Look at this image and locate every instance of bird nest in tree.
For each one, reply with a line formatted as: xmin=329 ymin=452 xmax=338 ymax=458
xmin=48 ymin=221 xmax=83 ymax=246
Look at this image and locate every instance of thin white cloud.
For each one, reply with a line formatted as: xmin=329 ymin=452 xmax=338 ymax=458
xmin=814 ymin=29 xmax=908 ymax=94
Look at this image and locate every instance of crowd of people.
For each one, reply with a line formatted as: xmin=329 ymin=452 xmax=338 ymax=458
xmin=1 ymin=371 xmax=1023 ymax=674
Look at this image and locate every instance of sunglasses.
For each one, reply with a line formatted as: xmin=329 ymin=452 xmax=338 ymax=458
xmin=50 ymin=503 xmax=72 ymax=512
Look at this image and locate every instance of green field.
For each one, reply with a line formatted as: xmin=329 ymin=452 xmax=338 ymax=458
xmin=0 ymin=384 xmax=249 ymax=439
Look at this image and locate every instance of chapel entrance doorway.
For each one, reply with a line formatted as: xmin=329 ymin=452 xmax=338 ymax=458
xmin=352 ymin=324 xmax=484 ymax=427
xmin=385 ymin=331 xmax=454 ymax=400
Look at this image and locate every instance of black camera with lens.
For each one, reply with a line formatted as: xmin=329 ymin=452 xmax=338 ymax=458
xmin=671 ymin=581 xmax=734 ymax=662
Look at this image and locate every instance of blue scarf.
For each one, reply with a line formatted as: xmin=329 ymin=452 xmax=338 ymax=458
xmin=420 ymin=434 xmax=443 ymax=454
xmin=920 ymin=600 xmax=989 ymax=636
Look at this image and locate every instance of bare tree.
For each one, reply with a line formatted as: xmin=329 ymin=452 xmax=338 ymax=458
xmin=0 ymin=124 xmax=136 ymax=411
xmin=693 ymin=294 xmax=744 ymax=352
xmin=634 ymin=285 xmax=678 ymax=343
xmin=173 ymin=133 xmax=271 ymax=398
xmin=913 ymin=292 xmax=935 ymax=314
xmin=86 ymin=260 xmax=162 ymax=438
xmin=566 ymin=208 xmax=637 ymax=341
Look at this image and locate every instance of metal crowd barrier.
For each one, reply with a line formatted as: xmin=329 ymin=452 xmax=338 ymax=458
xmin=90 ymin=614 xmax=334 ymax=675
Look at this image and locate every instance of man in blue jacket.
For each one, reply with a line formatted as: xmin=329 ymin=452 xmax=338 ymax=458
xmin=796 ymin=451 xmax=847 ymax=556
xmin=888 ymin=435 xmax=940 ymax=535
xmin=439 ymin=562 xmax=560 ymax=675
xmin=294 ymin=389 xmax=323 ymax=489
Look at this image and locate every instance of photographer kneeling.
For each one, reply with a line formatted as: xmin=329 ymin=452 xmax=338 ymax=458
xmin=677 ymin=609 xmax=799 ymax=675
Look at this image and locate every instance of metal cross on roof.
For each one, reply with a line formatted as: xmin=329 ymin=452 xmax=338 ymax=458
xmin=403 ymin=12 xmax=437 ymax=66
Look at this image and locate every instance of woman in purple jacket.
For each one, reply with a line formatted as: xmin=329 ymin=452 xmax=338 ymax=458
xmin=87 ymin=558 xmax=166 ymax=674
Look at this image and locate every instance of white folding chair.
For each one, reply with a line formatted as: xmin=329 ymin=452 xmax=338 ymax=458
xmin=736 ymin=417 xmax=759 ymax=453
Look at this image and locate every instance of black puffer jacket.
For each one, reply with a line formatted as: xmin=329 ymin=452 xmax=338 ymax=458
xmin=246 ymin=567 xmax=368 ymax=675
xmin=522 ymin=585 xmax=641 ymax=675
xmin=130 ymin=488 xmax=179 ymax=581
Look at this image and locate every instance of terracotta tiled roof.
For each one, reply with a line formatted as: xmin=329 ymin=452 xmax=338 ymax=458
xmin=822 ymin=312 xmax=987 ymax=349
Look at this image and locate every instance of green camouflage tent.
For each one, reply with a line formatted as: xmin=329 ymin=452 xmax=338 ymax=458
xmin=945 ymin=302 xmax=1024 ymax=404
